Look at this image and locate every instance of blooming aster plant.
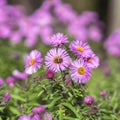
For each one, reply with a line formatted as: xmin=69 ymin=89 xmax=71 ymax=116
xmin=22 ymin=33 xmax=100 ymax=119
xmin=1 ymin=32 xmax=100 ymax=120
xmin=0 ymin=0 xmax=120 ymax=119
xmin=24 ymin=33 xmax=99 ymax=83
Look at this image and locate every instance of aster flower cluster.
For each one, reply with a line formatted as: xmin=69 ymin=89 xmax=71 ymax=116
xmin=19 ymin=32 xmax=99 ymax=119
xmin=104 ymin=29 xmax=120 ymax=57
xmin=0 ymin=0 xmax=103 ymax=47
xmin=18 ymin=105 xmax=52 ymax=120
xmin=25 ymin=32 xmax=99 ymax=84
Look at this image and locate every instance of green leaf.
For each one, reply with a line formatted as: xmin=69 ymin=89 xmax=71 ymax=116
xmin=38 ymin=90 xmax=44 ymax=97
xmin=12 ymin=94 xmax=26 ymax=102
xmin=63 ymin=116 xmax=79 ymax=120
xmin=0 ymin=106 xmax=5 ymax=111
xmin=62 ymin=102 xmax=80 ymax=118
xmin=46 ymin=96 xmax=62 ymax=108
xmin=9 ymin=106 xmax=21 ymax=115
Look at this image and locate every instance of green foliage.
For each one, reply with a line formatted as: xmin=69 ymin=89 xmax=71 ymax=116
xmin=0 ymin=40 xmax=120 ymax=119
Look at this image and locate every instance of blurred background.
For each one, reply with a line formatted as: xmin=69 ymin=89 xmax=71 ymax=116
xmin=8 ymin=0 xmax=118 ymax=34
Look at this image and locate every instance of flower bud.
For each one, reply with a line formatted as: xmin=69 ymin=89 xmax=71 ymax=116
xmin=46 ymin=70 xmax=54 ymax=79
xmin=4 ymin=93 xmax=11 ymax=102
xmin=6 ymin=76 xmax=15 ymax=87
xmin=100 ymin=90 xmax=107 ymax=99
xmin=84 ymin=96 xmax=94 ymax=105
xmin=32 ymin=105 xmax=45 ymax=115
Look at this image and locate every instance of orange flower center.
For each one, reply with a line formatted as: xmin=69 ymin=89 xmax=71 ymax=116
xmin=53 ymin=56 xmax=63 ymax=64
xmin=78 ymin=67 xmax=86 ymax=75
xmin=30 ymin=58 xmax=36 ymax=66
xmin=87 ymin=58 xmax=92 ymax=63
xmin=76 ymin=46 xmax=84 ymax=52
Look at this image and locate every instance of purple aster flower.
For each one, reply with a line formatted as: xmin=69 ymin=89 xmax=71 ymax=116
xmin=4 ymin=93 xmax=11 ymax=102
xmin=80 ymin=11 xmax=99 ymax=24
xmin=6 ymin=76 xmax=15 ymax=87
xmin=40 ymin=26 xmax=53 ymax=45
xmin=31 ymin=114 xmax=40 ymax=120
xmin=54 ymin=3 xmax=77 ymax=23
xmin=46 ymin=70 xmax=55 ymax=79
xmin=88 ymin=26 xmax=103 ymax=42
xmin=32 ymin=105 xmax=45 ymax=115
xmin=50 ymin=33 xmax=68 ymax=47
xmin=0 ymin=0 xmax=7 ymax=6
xmin=100 ymin=90 xmax=108 ymax=99
xmin=104 ymin=29 xmax=120 ymax=57
xmin=70 ymin=59 xmax=91 ymax=83
xmin=0 ymin=24 xmax=10 ymax=38
xmin=84 ymin=52 xmax=99 ymax=69
xmin=25 ymin=50 xmax=42 ymax=74
xmin=9 ymin=31 xmax=22 ymax=45
xmin=0 ymin=77 xmax=4 ymax=86
xmin=68 ymin=25 xmax=87 ymax=42
xmin=45 ymin=48 xmax=70 ymax=72
xmin=0 ymin=8 xmax=7 ymax=22
xmin=84 ymin=96 xmax=94 ymax=105
xmin=12 ymin=70 xmax=28 ymax=80
xmin=69 ymin=40 xmax=92 ymax=57
xmin=33 ymin=10 xmax=52 ymax=27
xmin=18 ymin=115 xmax=31 ymax=120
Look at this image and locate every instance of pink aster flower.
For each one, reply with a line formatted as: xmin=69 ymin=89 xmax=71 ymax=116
xmin=54 ymin=3 xmax=77 ymax=24
xmin=100 ymin=90 xmax=108 ymax=98
xmin=104 ymin=29 xmax=120 ymax=57
xmin=6 ymin=76 xmax=15 ymax=87
xmin=50 ymin=33 xmax=68 ymax=47
xmin=84 ymin=52 xmax=99 ymax=69
xmin=69 ymin=40 xmax=92 ymax=57
xmin=0 ymin=0 xmax=7 ymax=6
xmin=84 ymin=96 xmax=94 ymax=105
xmin=12 ymin=70 xmax=28 ymax=80
xmin=70 ymin=59 xmax=91 ymax=83
xmin=18 ymin=115 xmax=31 ymax=120
xmin=31 ymin=114 xmax=40 ymax=120
xmin=45 ymin=48 xmax=70 ymax=72
xmin=0 ymin=77 xmax=4 ymax=86
xmin=25 ymin=50 xmax=42 ymax=74
xmin=32 ymin=105 xmax=45 ymax=115
xmin=4 ymin=93 xmax=11 ymax=102
xmin=88 ymin=26 xmax=103 ymax=42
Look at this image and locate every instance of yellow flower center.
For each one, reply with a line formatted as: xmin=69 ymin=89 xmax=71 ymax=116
xmin=78 ymin=67 xmax=86 ymax=75
xmin=76 ymin=46 xmax=84 ymax=52
xmin=87 ymin=58 xmax=92 ymax=63
xmin=53 ymin=56 xmax=63 ymax=64
xmin=30 ymin=58 xmax=36 ymax=66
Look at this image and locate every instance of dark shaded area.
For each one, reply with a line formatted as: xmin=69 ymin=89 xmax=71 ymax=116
xmin=97 ymin=0 xmax=109 ymax=36
xmin=97 ymin=0 xmax=109 ymax=23
xmin=8 ymin=0 xmax=44 ymax=14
